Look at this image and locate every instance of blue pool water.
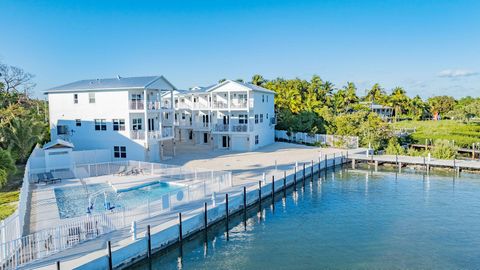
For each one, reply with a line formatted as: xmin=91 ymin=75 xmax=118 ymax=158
xmin=54 ymin=181 xmax=181 ymax=218
xmin=132 ymin=167 xmax=480 ymax=269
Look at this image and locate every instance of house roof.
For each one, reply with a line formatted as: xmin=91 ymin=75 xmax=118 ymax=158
xmin=205 ymin=80 xmax=276 ymax=94
xmin=360 ymin=102 xmax=393 ymax=110
xmin=43 ymin=139 xmax=74 ymax=150
xmin=44 ymin=75 xmax=176 ymax=94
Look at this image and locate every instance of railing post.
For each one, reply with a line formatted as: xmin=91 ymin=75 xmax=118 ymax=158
xmin=107 ymin=241 xmax=113 ymax=270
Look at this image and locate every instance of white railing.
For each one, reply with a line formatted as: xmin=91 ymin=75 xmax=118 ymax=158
xmin=214 ymin=124 xmax=229 ymax=132
xmin=0 ymin=160 xmax=232 ymax=269
xmin=275 ymin=130 xmax=359 ymax=149
xmin=130 ymin=130 xmax=145 ymax=140
xmin=231 ymin=124 xmax=248 ymax=132
xmin=212 ymin=101 xmax=228 ymax=109
xmin=129 ymin=101 xmax=144 ymax=110
xmin=230 ymin=101 xmax=247 ymax=109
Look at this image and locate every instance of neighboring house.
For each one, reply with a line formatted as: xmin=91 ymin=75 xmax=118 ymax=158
xmin=173 ymin=80 xmax=276 ymax=151
xmin=45 ymin=76 xmax=176 ymax=162
xmin=360 ymin=102 xmax=393 ymax=119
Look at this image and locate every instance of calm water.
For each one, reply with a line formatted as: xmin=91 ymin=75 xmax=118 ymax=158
xmin=131 ymin=167 xmax=480 ymax=270
xmin=54 ymin=181 xmax=180 ymax=218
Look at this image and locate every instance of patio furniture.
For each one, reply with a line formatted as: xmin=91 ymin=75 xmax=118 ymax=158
xmin=114 ymin=166 xmax=127 ymax=176
xmin=45 ymin=172 xmax=61 ymax=184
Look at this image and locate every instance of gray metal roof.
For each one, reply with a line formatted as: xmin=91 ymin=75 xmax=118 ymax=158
xmin=205 ymin=80 xmax=276 ymax=94
xmin=45 ymin=76 xmax=168 ymax=93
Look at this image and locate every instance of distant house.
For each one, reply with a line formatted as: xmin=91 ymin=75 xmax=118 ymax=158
xmin=360 ymin=102 xmax=393 ymax=119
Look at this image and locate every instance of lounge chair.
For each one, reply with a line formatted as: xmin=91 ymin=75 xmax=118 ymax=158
xmin=36 ymin=173 xmax=47 ymax=184
xmin=114 ymin=165 xmax=127 ymax=176
xmin=45 ymin=172 xmax=61 ymax=184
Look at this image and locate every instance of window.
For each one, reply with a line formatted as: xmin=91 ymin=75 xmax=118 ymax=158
xmin=113 ymin=119 xmax=125 ymax=131
xmin=114 ymin=146 xmax=127 ymax=158
xmin=132 ymin=118 xmax=142 ymax=130
xmin=266 ymin=95 xmax=269 ymax=102
xmin=262 ymin=95 xmax=265 ymax=103
xmin=148 ymin=118 xmax=154 ymax=131
xmin=255 ymin=114 xmax=259 ymax=124
xmin=131 ymin=93 xmax=142 ymax=101
xmin=255 ymin=135 xmax=259 ymax=145
xmin=89 ymin=92 xmax=96 ymax=103
xmin=94 ymin=119 xmax=106 ymax=131
xmin=57 ymin=125 xmax=68 ymax=135
xmin=75 ymin=119 xmax=81 ymax=127
xmin=73 ymin=94 xmax=78 ymax=104
xmin=266 ymin=113 xmax=269 ymax=119
xmin=239 ymin=114 xmax=248 ymax=124
xmin=260 ymin=114 xmax=264 ymax=123
xmin=181 ymin=113 xmax=186 ymax=120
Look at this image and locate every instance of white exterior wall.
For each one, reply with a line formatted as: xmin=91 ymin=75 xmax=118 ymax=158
xmin=251 ymin=91 xmax=275 ymax=150
xmin=48 ymin=90 xmax=147 ymax=161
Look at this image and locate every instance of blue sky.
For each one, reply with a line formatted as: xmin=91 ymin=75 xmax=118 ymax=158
xmin=0 ymin=0 xmax=479 ymax=98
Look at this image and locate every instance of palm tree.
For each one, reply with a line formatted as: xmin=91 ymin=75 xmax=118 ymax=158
xmin=250 ymin=74 xmax=266 ymax=86
xmin=5 ymin=118 xmax=44 ymax=163
xmin=388 ymin=87 xmax=409 ymax=122
xmin=365 ymin=83 xmax=386 ymax=104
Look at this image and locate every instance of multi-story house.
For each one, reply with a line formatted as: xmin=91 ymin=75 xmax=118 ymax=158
xmin=173 ymin=80 xmax=276 ymax=151
xmin=45 ymin=76 xmax=176 ymax=162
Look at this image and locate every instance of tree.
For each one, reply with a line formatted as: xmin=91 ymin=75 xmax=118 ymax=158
xmin=432 ymin=139 xmax=457 ymax=159
xmin=388 ymin=87 xmax=410 ymax=122
xmin=365 ymin=83 xmax=387 ymax=104
xmin=4 ymin=118 xmax=45 ymax=163
xmin=0 ymin=62 xmax=36 ymax=95
xmin=428 ymin=96 xmax=456 ymax=118
xmin=250 ymin=74 xmax=266 ymax=86
xmin=218 ymin=78 xmax=226 ymax=83
xmin=385 ymin=137 xmax=405 ymax=155
xmin=0 ymin=149 xmax=16 ymax=188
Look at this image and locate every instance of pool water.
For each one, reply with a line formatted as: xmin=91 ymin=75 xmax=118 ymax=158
xmin=54 ymin=181 xmax=181 ymax=218
xmin=132 ymin=167 xmax=480 ymax=270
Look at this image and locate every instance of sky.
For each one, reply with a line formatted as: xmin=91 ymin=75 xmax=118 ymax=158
xmin=0 ymin=0 xmax=479 ymax=99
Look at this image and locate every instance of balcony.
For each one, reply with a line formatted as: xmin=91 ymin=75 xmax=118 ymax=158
xmin=130 ymin=130 xmax=145 ymax=140
xmin=129 ymin=101 xmax=144 ymax=110
xmin=193 ymin=103 xmax=210 ymax=109
xmin=230 ymin=101 xmax=248 ymax=109
xmin=193 ymin=122 xmax=210 ymax=130
xmin=148 ymin=128 xmax=173 ymax=140
xmin=214 ymin=124 xmax=229 ymax=132
xmin=231 ymin=124 xmax=248 ymax=132
xmin=212 ymin=101 xmax=228 ymax=109
xmin=176 ymin=102 xmax=191 ymax=109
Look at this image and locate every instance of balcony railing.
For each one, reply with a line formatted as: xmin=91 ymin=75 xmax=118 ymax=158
xmin=230 ymin=101 xmax=248 ymax=109
xmin=212 ymin=101 xmax=228 ymax=109
xmin=129 ymin=101 xmax=144 ymax=110
xmin=231 ymin=124 xmax=248 ymax=132
xmin=193 ymin=103 xmax=210 ymax=109
xmin=146 ymin=101 xmax=173 ymax=110
xmin=214 ymin=124 xmax=229 ymax=132
xmin=148 ymin=128 xmax=173 ymax=140
xmin=176 ymin=103 xmax=191 ymax=109
xmin=193 ymin=122 xmax=210 ymax=130
xmin=130 ymin=130 xmax=145 ymax=140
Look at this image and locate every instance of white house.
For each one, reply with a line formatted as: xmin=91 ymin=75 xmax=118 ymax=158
xmin=45 ymin=76 xmax=176 ymax=162
xmin=173 ymin=80 xmax=276 ymax=151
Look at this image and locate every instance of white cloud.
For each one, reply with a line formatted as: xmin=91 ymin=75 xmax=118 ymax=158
xmin=438 ymin=69 xmax=478 ymax=78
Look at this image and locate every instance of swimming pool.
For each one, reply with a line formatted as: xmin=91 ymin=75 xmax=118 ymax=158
xmin=54 ymin=181 xmax=182 ymax=218
xmin=131 ymin=167 xmax=480 ymax=269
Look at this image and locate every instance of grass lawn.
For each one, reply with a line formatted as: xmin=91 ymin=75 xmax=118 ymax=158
xmin=0 ymin=165 xmax=25 ymax=220
xmin=392 ymin=120 xmax=480 ymax=148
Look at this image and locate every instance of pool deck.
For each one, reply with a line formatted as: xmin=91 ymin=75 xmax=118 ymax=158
xmin=26 ymin=142 xmax=362 ymax=269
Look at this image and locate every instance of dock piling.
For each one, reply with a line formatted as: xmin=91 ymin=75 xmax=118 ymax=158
xmin=178 ymin=213 xmax=183 ymax=243
xmin=146 ymin=225 xmax=151 ymax=259
xmin=107 ymin=241 xmax=113 ymax=270
xmin=311 ymin=160 xmax=314 ymax=182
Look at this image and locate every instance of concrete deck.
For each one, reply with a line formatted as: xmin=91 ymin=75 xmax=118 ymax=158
xmin=162 ymin=142 xmax=348 ymax=185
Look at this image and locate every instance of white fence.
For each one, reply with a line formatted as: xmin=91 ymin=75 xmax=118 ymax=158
xmin=0 ymin=161 xmax=232 ymax=269
xmin=275 ymin=130 xmax=359 ymax=149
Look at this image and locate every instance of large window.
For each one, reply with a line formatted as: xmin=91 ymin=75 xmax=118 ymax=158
xmin=132 ymin=118 xmax=142 ymax=130
xmin=239 ymin=114 xmax=248 ymax=124
xmin=89 ymin=92 xmax=96 ymax=103
xmin=57 ymin=125 xmax=68 ymax=135
xmin=94 ymin=119 xmax=106 ymax=131
xmin=113 ymin=146 xmax=126 ymax=158
xmin=73 ymin=94 xmax=78 ymax=104
xmin=113 ymin=119 xmax=125 ymax=131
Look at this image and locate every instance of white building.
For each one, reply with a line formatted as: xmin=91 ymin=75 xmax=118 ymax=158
xmin=173 ymin=80 xmax=276 ymax=151
xmin=45 ymin=76 xmax=176 ymax=162
xmin=45 ymin=77 xmax=276 ymax=161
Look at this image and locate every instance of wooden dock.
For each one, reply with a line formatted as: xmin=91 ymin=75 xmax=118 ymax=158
xmin=348 ymin=153 xmax=480 ymax=172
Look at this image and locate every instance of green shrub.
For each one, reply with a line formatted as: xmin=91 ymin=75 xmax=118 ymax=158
xmin=0 ymin=149 xmax=16 ymax=188
xmin=385 ymin=138 xmax=405 ymax=155
xmin=432 ymin=139 xmax=457 ymax=159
